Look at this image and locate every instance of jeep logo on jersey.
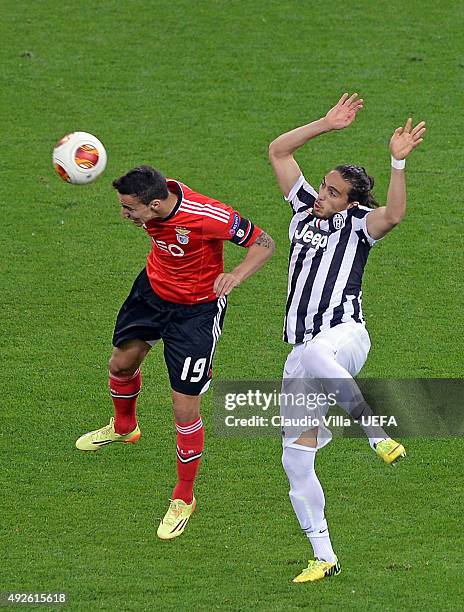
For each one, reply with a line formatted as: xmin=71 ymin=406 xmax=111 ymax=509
xmin=293 ymin=222 xmax=329 ymax=251
xmin=152 ymin=238 xmax=185 ymax=257
xmin=332 ymin=213 xmax=345 ymax=230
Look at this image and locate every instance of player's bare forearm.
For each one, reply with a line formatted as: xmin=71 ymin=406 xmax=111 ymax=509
xmin=229 ymin=232 xmax=275 ymax=284
xmin=366 ymin=118 xmax=425 ymax=240
xmin=366 ymin=170 xmax=406 ymax=240
xmin=268 ymin=118 xmax=331 ymax=159
xmin=386 ymin=117 xmax=425 ymax=226
xmin=268 ymin=120 xmax=329 ymax=198
xmin=235 ymin=231 xmax=275 ymax=279
xmin=269 ymin=93 xmax=363 ymax=197
xmin=385 ymin=168 xmax=407 ymax=224
xmin=213 ymin=232 xmax=275 ymax=298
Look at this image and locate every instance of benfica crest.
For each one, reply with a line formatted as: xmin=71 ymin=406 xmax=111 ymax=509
xmin=175 ymin=227 xmax=190 ymax=245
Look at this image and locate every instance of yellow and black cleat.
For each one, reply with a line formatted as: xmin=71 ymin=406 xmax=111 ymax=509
xmin=75 ymin=417 xmax=141 ymax=451
xmin=157 ymin=498 xmax=196 ymax=540
xmin=293 ymin=557 xmax=341 ymax=583
xmin=375 ymin=438 xmax=406 ymax=465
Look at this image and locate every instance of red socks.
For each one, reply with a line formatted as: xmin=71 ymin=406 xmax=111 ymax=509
xmin=108 ymin=372 xmax=202 ymax=504
xmin=172 ymin=416 xmax=204 ymax=504
xmin=109 ymin=369 xmax=141 ymax=434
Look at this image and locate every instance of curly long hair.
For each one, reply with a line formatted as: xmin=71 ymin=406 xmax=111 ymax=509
xmin=335 ymin=164 xmax=379 ymax=208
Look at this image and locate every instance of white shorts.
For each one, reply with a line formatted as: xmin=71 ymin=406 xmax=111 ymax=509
xmin=281 ymin=322 xmax=371 ymax=450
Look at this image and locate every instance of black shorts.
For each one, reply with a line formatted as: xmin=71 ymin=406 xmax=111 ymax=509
xmin=113 ymin=269 xmax=227 ymax=395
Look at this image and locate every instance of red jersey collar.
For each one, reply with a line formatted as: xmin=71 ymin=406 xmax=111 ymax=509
xmin=159 ymin=179 xmax=183 ymax=222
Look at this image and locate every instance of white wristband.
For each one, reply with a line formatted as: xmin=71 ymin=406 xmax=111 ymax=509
xmin=391 ymin=156 xmax=405 ymax=170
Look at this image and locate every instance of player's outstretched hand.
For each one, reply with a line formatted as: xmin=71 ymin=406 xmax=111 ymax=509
xmin=213 ymin=272 xmax=241 ymax=298
xmin=390 ymin=118 xmax=426 ymax=160
xmin=324 ymin=92 xmax=364 ymax=130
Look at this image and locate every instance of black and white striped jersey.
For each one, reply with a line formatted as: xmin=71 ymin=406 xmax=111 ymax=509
xmin=284 ymin=174 xmax=379 ymax=345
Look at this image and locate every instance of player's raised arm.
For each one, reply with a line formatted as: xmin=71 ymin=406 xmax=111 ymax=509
xmin=366 ymin=118 xmax=426 ymax=240
xmin=268 ymin=93 xmax=364 ymax=198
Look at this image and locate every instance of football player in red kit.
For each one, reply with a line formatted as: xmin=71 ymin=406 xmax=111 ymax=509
xmin=76 ymin=165 xmax=275 ymax=539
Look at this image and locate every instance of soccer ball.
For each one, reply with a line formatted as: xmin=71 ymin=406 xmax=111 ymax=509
xmin=53 ymin=131 xmax=107 ymax=184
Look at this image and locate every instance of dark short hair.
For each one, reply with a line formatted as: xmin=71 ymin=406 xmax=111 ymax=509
xmin=112 ymin=165 xmax=169 ymax=204
xmin=335 ymin=164 xmax=379 ymax=208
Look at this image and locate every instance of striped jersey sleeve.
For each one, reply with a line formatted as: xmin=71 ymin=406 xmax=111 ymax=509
xmin=350 ymin=206 xmax=382 ymax=246
xmin=285 ymin=174 xmax=318 ymax=214
xmin=201 ymin=200 xmax=262 ymax=248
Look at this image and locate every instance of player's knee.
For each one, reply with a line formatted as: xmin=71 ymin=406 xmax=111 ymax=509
xmin=172 ymin=390 xmax=201 ymax=423
xmin=108 ymin=354 xmax=138 ymax=378
xmin=282 ymin=448 xmax=296 ymax=479
xmin=282 ymin=446 xmax=314 ymax=483
xmin=108 ymin=341 xmax=149 ymax=377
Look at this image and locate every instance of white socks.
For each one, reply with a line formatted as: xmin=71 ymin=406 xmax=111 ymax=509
xmin=282 ymin=445 xmax=336 ymax=563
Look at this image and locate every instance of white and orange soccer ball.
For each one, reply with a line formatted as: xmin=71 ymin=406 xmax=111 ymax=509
xmin=52 ymin=131 xmax=107 ymax=184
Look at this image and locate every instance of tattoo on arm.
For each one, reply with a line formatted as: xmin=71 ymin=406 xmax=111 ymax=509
xmin=254 ymin=231 xmax=275 ymax=249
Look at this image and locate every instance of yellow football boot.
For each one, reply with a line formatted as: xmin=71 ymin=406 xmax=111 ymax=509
xmin=293 ymin=558 xmax=341 ymax=583
xmin=157 ymin=498 xmax=196 ymax=540
xmin=75 ymin=417 xmax=140 ymax=451
xmin=375 ymin=438 xmax=406 ymax=465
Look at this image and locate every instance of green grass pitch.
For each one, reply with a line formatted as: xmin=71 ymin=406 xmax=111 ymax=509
xmin=1 ymin=0 xmax=463 ymax=609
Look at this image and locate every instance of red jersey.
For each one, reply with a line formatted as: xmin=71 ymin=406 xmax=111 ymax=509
xmin=143 ymin=179 xmax=262 ymax=304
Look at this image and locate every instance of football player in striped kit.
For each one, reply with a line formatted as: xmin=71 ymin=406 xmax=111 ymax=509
xmin=269 ymin=93 xmax=425 ymax=582
xmin=75 ymin=165 xmax=274 ymax=539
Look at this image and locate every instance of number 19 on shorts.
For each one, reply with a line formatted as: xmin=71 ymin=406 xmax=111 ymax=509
xmin=181 ymin=357 xmax=207 ymax=383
